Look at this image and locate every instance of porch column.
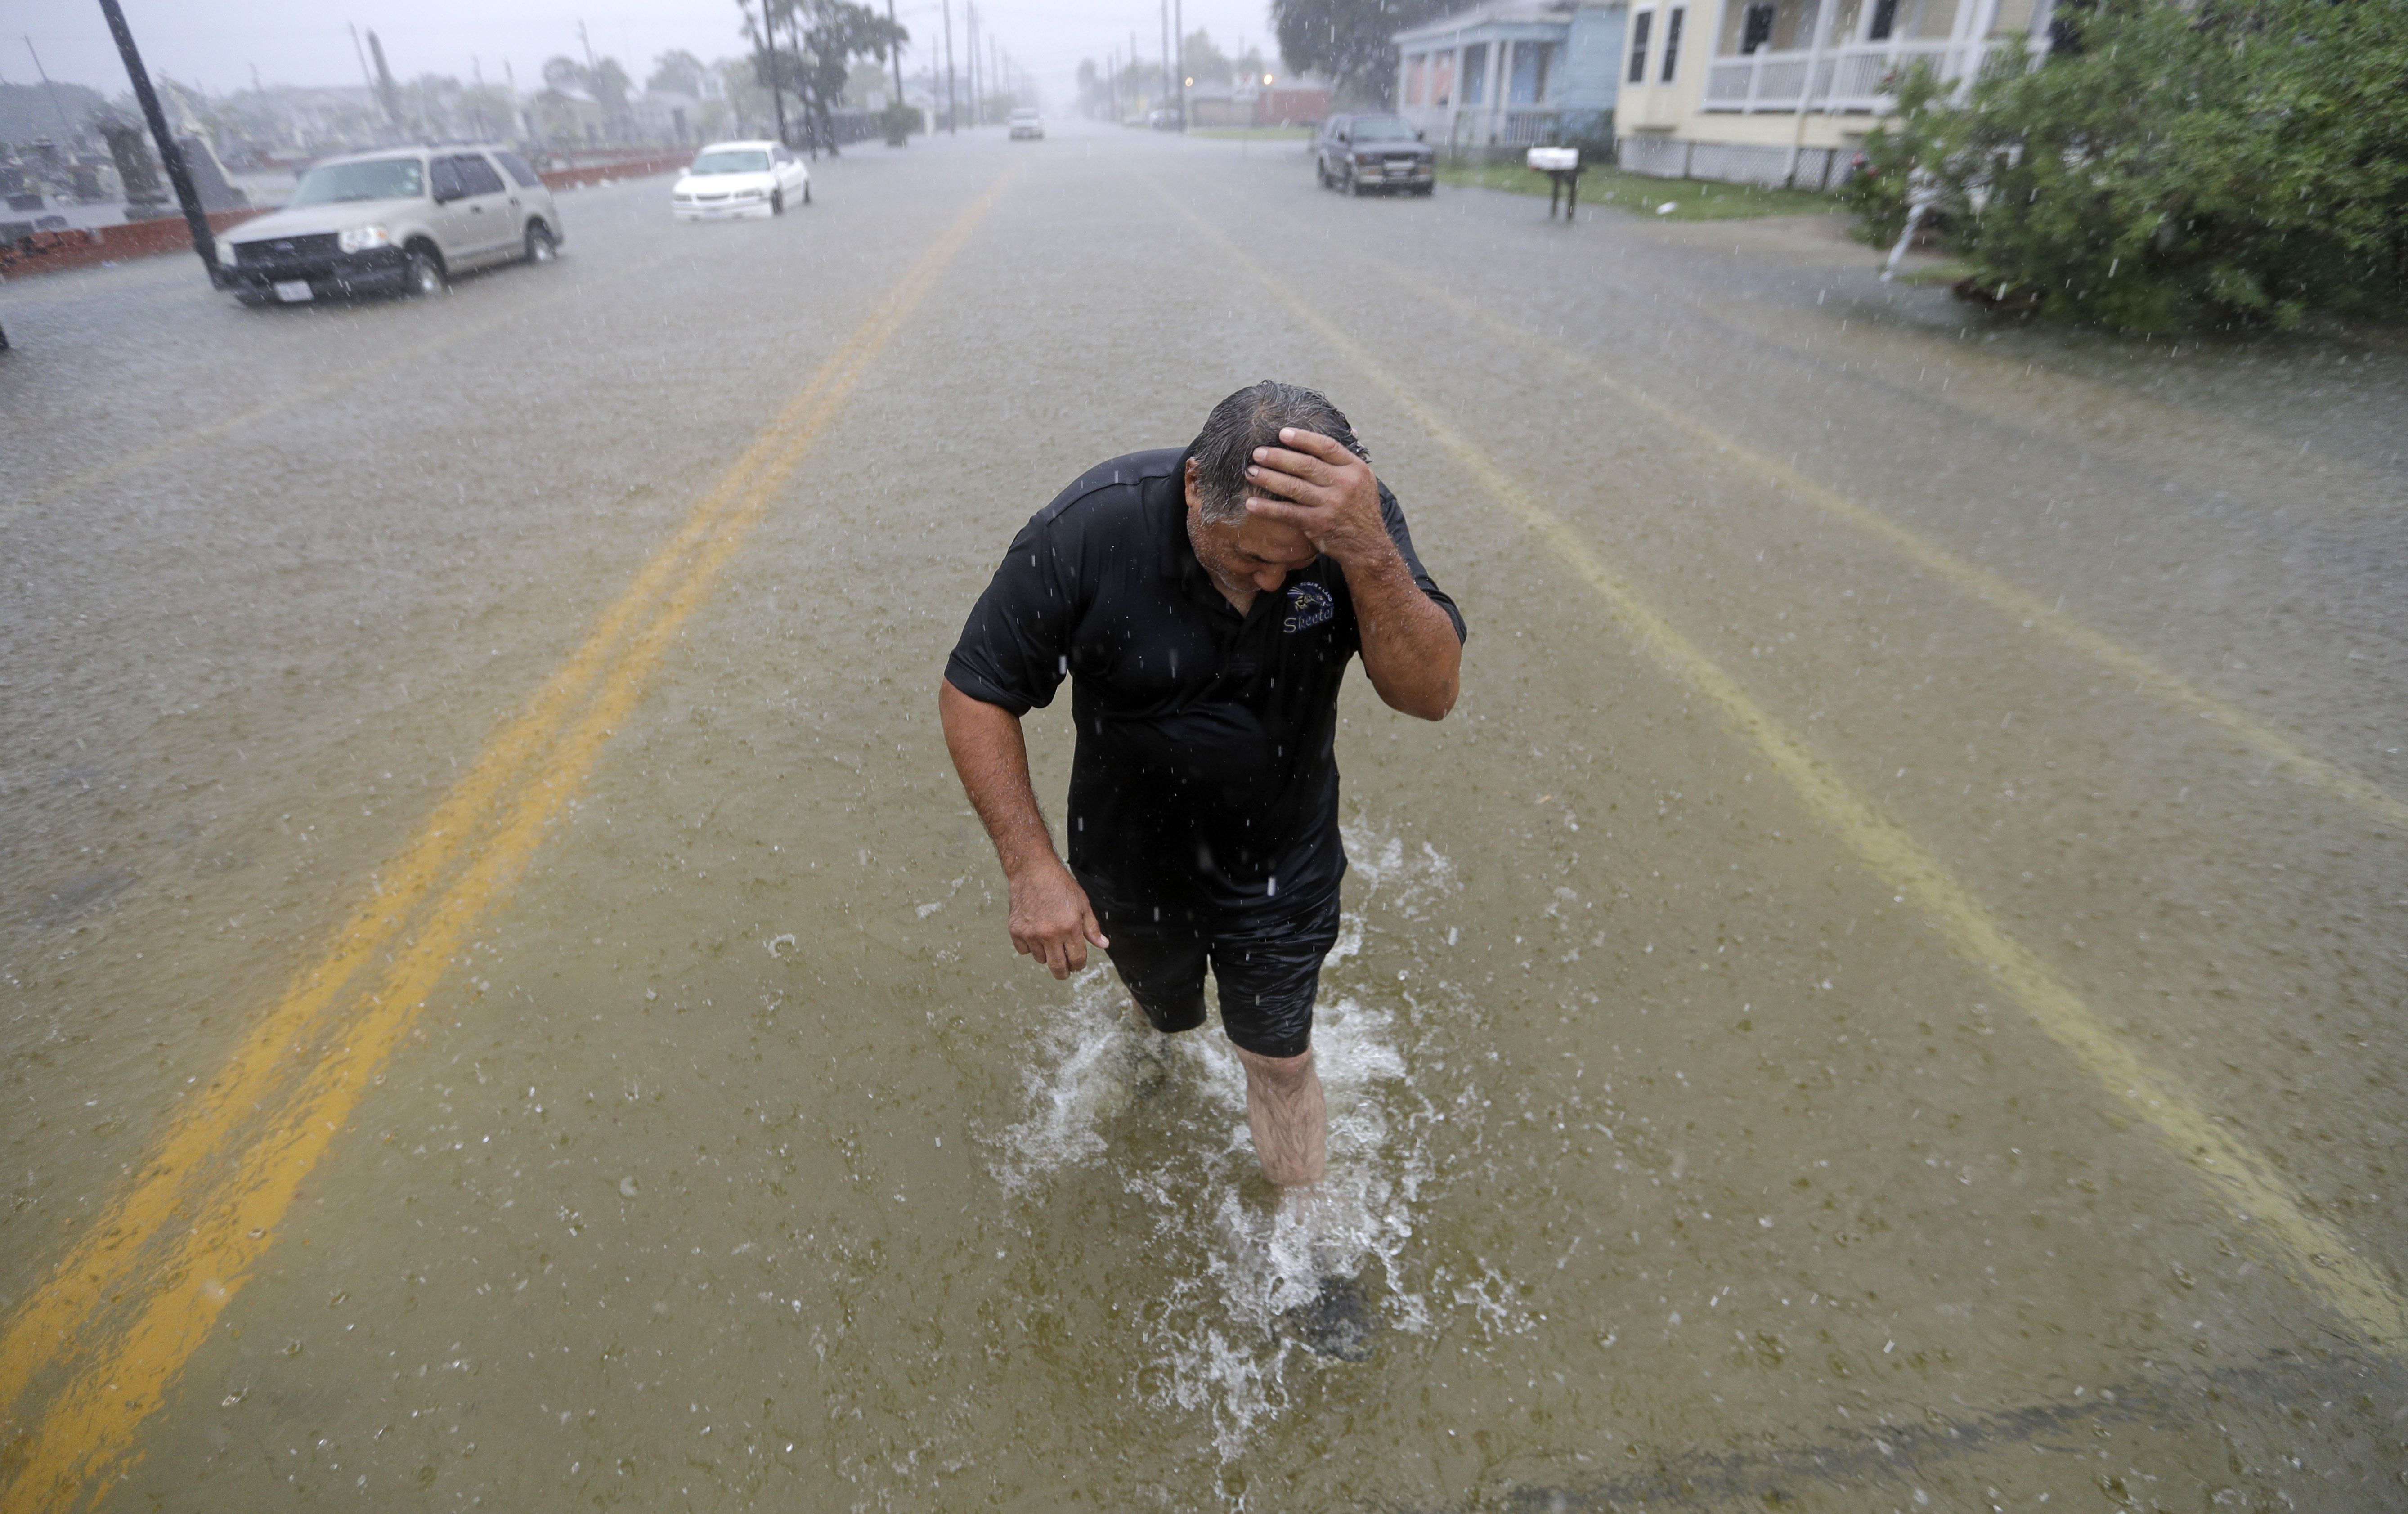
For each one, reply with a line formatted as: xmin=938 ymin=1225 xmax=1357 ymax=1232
xmin=1483 ymin=35 xmax=1507 ymax=145
xmin=1786 ymin=0 xmax=1841 ymax=180
xmin=1951 ymin=0 xmax=2004 ymax=94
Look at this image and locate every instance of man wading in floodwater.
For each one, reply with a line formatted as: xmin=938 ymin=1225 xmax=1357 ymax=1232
xmin=938 ymin=382 xmax=1464 ymax=1344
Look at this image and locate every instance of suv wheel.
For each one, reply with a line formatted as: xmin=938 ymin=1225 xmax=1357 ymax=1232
xmin=1344 ymin=166 xmax=1362 ymax=197
xmin=405 ymin=246 xmax=446 ymax=297
xmin=771 ymin=188 xmax=785 ymax=215
xmin=525 ymin=221 xmax=557 ymax=263
xmin=802 ymin=180 xmax=812 ymax=206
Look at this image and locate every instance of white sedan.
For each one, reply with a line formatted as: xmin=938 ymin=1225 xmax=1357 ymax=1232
xmin=671 ymin=140 xmax=811 ymax=220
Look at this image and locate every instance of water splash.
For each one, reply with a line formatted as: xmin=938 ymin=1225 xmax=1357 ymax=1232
xmin=988 ymin=821 xmax=1468 ymax=1461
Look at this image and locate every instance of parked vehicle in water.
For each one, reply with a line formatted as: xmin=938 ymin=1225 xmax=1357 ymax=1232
xmin=219 ymin=144 xmax=562 ymax=304
xmin=1313 ymin=114 xmax=1436 ymax=197
xmin=1009 ymin=108 xmax=1045 ymax=141
xmin=671 ymin=141 xmax=811 ymax=221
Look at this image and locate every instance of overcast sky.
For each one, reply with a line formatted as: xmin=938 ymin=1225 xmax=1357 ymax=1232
xmin=0 ymin=0 xmax=1289 ymax=106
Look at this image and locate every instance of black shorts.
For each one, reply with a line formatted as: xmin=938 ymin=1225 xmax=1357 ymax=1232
xmin=1086 ymin=890 xmax=1342 ymax=1060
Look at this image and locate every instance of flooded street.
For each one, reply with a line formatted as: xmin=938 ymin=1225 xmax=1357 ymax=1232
xmin=4 ymin=122 xmax=2405 ymax=1510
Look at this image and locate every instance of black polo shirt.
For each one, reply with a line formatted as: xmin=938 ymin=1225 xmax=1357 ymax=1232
xmin=944 ymin=447 xmax=1464 ymax=920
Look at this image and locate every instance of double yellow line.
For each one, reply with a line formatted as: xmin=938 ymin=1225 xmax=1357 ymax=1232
xmin=0 ymin=168 xmax=1016 ymax=1511
xmin=1150 ymin=187 xmax=2408 ymax=1353
xmin=1336 ymin=246 xmax=2408 ymax=832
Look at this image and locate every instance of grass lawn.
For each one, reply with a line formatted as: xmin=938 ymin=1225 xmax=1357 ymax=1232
xmin=1192 ymin=126 xmax=1314 ymax=142
xmin=1435 ymin=160 xmax=1838 ymax=221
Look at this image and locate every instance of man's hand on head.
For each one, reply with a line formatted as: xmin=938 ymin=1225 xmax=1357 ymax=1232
xmin=1242 ymin=429 xmax=1397 ymax=570
xmin=1007 ymin=856 xmax=1109 ymax=981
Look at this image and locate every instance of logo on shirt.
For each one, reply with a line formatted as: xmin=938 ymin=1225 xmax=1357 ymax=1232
xmin=1282 ymin=581 xmax=1334 ymax=633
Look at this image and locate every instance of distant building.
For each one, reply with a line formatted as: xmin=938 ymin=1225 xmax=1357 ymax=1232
xmin=1187 ymin=74 xmax=1331 ymax=128
xmin=530 ymin=86 xmax=606 ymax=147
xmin=632 ymin=90 xmax=704 ymax=144
xmin=229 ymin=86 xmax=383 ymax=155
xmin=1393 ymin=2 xmax=1627 ymax=154
xmin=1614 ymin=0 xmax=2058 ymax=188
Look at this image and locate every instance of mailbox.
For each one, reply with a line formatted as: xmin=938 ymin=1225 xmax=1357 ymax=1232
xmin=1525 ymin=147 xmax=1584 ymax=219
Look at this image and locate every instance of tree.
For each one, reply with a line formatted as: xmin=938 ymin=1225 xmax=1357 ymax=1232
xmin=1181 ymin=29 xmax=1233 ymax=87
xmin=1270 ymin=0 xmax=1453 ymax=105
xmin=649 ymin=49 xmax=708 ymax=95
xmin=1847 ymin=0 xmax=2408 ymax=331
xmin=740 ymin=0 xmax=906 ymax=154
xmin=542 ymin=56 xmax=583 ymax=93
xmin=588 ymin=58 xmax=633 ymax=120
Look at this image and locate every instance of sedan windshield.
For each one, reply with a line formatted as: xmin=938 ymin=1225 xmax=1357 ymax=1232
xmin=690 ymin=150 xmax=770 ymax=175
xmin=1348 ymin=116 xmax=1417 ymax=141
xmin=288 ymin=158 xmax=424 ymax=205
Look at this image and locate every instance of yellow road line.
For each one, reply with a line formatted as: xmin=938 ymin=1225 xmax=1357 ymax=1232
xmin=1154 ymin=189 xmax=2408 ymax=1353
xmin=0 ymin=262 xmax=818 ymax=1417
xmin=0 ymin=170 xmax=1016 ymax=1511
xmin=1339 ymin=245 xmax=2408 ymax=832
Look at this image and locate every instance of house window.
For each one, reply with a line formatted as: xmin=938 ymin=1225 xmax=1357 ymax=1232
xmin=1433 ymin=49 xmax=1455 ymax=105
xmin=1661 ymin=9 xmax=1685 ymax=80
xmin=1868 ymin=0 xmax=1898 ymax=39
xmin=1508 ymin=40 xmax=1553 ymax=103
xmin=1741 ymin=2 xmax=1777 ymax=52
xmin=1627 ymin=13 xmax=1652 ymax=83
xmin=1405 ymin=53 xmax=1427 ymax=105
xmin=1462 ymin=43 xmax=1489 ymax=104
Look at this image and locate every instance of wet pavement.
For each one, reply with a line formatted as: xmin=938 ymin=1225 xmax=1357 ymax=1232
xmin=3 ymin=122 xmax=2404 ymax=1511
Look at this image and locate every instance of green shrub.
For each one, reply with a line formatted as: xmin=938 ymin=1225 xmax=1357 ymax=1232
xmin=1851 ymin=0 xmax=2408 ymax=331
xmin=879 ymin=100 xmax=924 ymax=143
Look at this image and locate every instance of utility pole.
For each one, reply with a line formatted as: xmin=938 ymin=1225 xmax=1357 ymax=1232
xmin=750 ymin=0 xmax=787 ymax=147
xmin=349 ymin=24 xmax=379 ymax=122
xmin=23 ymin=36 xmax=77 ymax=141
xmin=989 ymin=36 xmax=1000 ymax=110
xmin=965 ymin=4 xmax=978 ymax=126
xmin=942 ymin=0 xmax=955 ymax=132
xmin=1173 ymin=0 xmax=1186 ymax=130
xmin=367 ymin=31 xmax=402 ymax=135
xmin=1157 ymin=0 xmax=1170 ymax=121
xmin=888 ymin=0 xmax=904 ymax=106
xmin=95 ymin=0 xmax=219 ymax=285
xmin=1131 ymin=30 xmax=1141 ymax=112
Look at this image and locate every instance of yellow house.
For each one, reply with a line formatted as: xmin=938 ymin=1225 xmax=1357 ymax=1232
xmin=1614 ymin=0 xmax=2058 ymax=188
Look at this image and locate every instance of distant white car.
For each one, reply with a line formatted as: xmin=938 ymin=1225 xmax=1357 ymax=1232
xmin=1009 ymin=108 xmax=1044 ymax=141
xmin=672 ymin=140 xmax=811 ymax=220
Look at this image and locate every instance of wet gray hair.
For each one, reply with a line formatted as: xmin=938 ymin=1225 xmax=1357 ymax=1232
xmin=1187 ymin=380 xmax=1369 ymax=526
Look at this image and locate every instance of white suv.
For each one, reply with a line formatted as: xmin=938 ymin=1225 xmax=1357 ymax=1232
xmin=220 ymin=144 xmax=563 ymax=305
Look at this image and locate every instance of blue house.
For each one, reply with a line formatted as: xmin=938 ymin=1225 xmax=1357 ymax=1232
xmin=1393 ymin=1 xmax=1629 ymax=154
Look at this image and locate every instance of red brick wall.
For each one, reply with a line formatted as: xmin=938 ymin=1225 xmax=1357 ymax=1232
xmin=0 ymin=207 xmax=268 ymax=280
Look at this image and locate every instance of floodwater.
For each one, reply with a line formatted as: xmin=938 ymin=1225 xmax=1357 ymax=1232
xmin=2 ymin=122 xmax=2404 ymax=1511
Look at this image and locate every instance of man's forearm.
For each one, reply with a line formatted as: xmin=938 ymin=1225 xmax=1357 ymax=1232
xmin=1344 ymin=547 xmax=1461 ymax=720
xmin=937 ymin=679 xmax=1063 ymax=878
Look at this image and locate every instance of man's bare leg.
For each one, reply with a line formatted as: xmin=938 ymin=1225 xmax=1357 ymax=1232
xmin=1233 ymin=1044 xmax=1327 ymax=1189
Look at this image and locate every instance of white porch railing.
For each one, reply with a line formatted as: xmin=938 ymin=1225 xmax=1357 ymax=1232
xmin=1703 ymin=37 xmax=2003 ymax=112
xmin=1406 ymin=103 xmax=1570 ymax=150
